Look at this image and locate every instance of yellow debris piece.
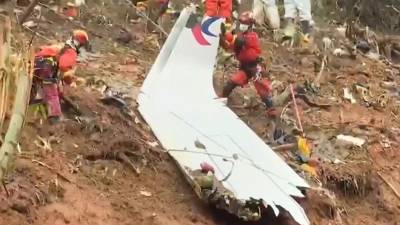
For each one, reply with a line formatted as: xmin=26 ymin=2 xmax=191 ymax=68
xmin=300 ymin=163 xmax=317 ymax=177
xmin=297 ymin=137 xmax=311 ymax=162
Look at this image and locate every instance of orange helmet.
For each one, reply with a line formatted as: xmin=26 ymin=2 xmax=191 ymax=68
xmin=239 ymin=11 xmax=255 ymax=25
xmin=72 ymin=30 xmax=89 ymax=46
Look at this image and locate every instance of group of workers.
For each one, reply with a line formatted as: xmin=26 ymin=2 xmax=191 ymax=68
xmin=32 ymin=0 xmax=313 ymax=124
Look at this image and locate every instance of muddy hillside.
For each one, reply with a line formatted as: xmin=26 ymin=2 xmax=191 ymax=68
xmin=0 ymin=1 xmax=400 ymax=225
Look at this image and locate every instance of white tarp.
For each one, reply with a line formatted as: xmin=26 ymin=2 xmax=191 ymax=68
xmin=138 ymin=7 xmax=310 ymax=225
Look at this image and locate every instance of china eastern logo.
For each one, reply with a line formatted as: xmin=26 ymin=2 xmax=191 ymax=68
xmin=185 ymin=15 xmax=219 ymax=46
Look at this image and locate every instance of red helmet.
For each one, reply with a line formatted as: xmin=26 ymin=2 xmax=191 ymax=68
xmin=239 ymin=11 xmax=255 ymax=25
xmin=72 ymin=30 xmax=89 ymax=46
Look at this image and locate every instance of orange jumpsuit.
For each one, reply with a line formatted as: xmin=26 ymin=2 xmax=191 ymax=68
xmin=221 ymin=31 xmax=274 ymax=112
xmin=204 ymin=0 xmax=232 ymax=21
xmin=34 ymin=45 xmax=78 ymax=118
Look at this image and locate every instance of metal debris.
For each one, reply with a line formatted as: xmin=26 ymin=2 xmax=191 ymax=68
xmin=343 ymin=88 xmax=356 ymax=104
xmin=336 ymin=134 xmax=365 ymax=147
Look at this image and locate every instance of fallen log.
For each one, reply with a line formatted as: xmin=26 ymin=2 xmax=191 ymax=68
xmin=377 ymin=172 xmax=400 ymax=201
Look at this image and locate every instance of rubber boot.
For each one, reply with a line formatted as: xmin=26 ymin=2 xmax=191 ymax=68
xmin=263 ymin=96 xmax=277 ymax=118
xmin=222 ymin=80 xmax=238 ymax=98
xmin=48 ymin=116 xmax=61 ymax=124
xmin=300 ymin=20 xmax=312 ymax=35
xmin=299 ymin=20 xmax=314 ymax=48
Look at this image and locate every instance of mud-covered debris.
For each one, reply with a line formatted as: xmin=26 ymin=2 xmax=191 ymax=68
xmin=356 ymin=40 xmax=371 ymax=53
xmin=322 ymin=37 xmax=333 ymax=52
xmin=365 ymin=51 xmax=380 ymax=60
xmin=336 ymin=134 xmax=365 ymax=147
xmin=355 ymin=84 xmax=372 ymax=103
xmin=194 ymin=140 xmax=206 ymax=149
xmin=22 ymin=20 xmax=37 ymax=28
xmin=116 ymin=29 xmax=133 ymax=44
xmin=320 ymin=162 xmax=372 ymax=197
xmin=139 ymin=190 xmax=152 ymax=197
xmin=17 ymin=0 xmax=31 ymax=6
xmin=100 ymin=87 xmax=135 ymax=118
xmin=343 ymin=88 xmax=356 ymax=103
xmin=333 ymin=159 xmax=345 ymax=164
xmin=333 ymin=48 xmax=349 ymax=56
xmin=75 ymin=0 xmax=85 ymax=6
xmin=10 ymin=199 xmax=30 ymax=214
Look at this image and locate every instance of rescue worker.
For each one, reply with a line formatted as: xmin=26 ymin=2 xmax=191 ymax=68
xmin=219 ymin=11 xmax=276 ymax=117
xmin=32 ymin=30 xmax=90 ymax=124
xmin=282 ymin=0 xmax=313 ymax=40
xmin=203 ymin=0 xmax=232 ymax=21
xmin=252 ymin=0 xmax=280 ymax=31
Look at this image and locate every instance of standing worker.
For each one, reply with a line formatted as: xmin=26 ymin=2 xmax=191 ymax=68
xmin=203 ymin=0 xmax=232 ymax=21
xmin=252 ymin=0 xmax=280 ymax=32
xmin=219 ymin=11 xmax=276 ymax=117
xmin=282 ymin=0 xmax=313 ymax=41
xmin=32 ymin=30 xmax=90 ymax=124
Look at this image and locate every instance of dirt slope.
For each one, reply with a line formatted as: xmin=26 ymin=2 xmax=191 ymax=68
xmin=0 ymin=1 xmax=400 ymax=225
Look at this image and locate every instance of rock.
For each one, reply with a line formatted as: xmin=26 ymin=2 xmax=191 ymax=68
xmin=10 ymin=199 xmax=30 ymax=214
xmin=116 ymin=30 xmax=133 ymax=44
xmin=356 ymin=40 xmax=370 ymax=53
xmin=16 ymin=0 xmax=30 ymax=6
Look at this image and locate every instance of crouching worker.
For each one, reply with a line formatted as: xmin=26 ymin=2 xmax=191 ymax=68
xmin=32 ymin=30 xmax=90 ymax=124
xmin=219 ymin=11 xmax=276 ymax=117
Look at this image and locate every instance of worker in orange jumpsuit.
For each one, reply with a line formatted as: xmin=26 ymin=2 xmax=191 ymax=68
xmin=203 ymin=0 xmax=232 ymax=21
xmin=33 ymin=30 xmax=90 ymax=124
xmin=219 ymin=11 xmax=276 ymax=117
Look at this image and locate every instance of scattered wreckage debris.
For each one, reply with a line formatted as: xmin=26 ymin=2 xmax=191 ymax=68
xmin=138 ymin=8 xmax=310 ymax=225
xmin=84 ymin=140 xmax=147 ymax=175
xmin=320 ymin=162 xmax=373 ymax=197
xmin=190 ymin=167 xmax=263 ymax=221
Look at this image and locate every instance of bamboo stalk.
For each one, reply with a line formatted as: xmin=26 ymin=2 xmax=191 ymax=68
xmin=0 ymin=69 xmax=31 ymax=181
xmin=0 ymin=18 xmax=8 ymax=133
xmin=0 ymin=16 xmax=33 ymax=181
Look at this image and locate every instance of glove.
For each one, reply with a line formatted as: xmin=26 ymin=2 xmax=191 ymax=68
xmin=220 ymin=22 xmax=227 ymax=35
xmin=256 ymin=56 xmax=265 ymax=64
xmin=266 ymin=108 xmax=277 ymax=118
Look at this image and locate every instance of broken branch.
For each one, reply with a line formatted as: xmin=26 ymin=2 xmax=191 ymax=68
xmin=22 ymin=26 xmax=52 ymax=42
xmin=314 ymin=55 xmax=327 ymax=86
xmin=272 ymin=143 xmax=296 ymax=151
xmin=377 ymin=172 xmax=400 ymax=201
xmin=18 ymin=0 xmax=40 ymax=25
xmin=290 ymin=84 xmax=304 ymax=134
xmin=31 ymin=159 xmax=72 ymax=183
